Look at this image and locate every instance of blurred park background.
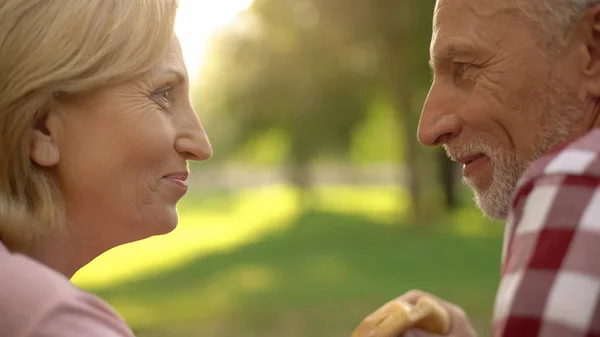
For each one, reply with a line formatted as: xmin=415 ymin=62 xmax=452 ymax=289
xmin=72 ymin=1 xmax=505 ymax=336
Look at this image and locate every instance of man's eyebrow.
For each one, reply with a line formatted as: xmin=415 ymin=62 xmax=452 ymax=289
xmin=428 ymin=43 xmax=478 ymax=71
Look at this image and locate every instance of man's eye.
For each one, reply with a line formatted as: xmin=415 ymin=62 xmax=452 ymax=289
xmin=454 ymin=62 xmax=471 ymax=77
xmin=453 ymin=62 xmax=477 ymax=85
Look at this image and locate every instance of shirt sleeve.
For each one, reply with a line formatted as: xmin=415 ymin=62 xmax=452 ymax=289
xmin=493 ymin=173 xmax=600 ymax=336
xmin=32 ymin=291 xmax=135 ymax=337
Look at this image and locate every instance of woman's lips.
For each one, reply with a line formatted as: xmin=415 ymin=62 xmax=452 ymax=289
xmin=163 ymin=171 xmax=189 ymax=190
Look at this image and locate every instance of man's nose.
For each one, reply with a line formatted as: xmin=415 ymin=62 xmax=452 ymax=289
xmin=417 ymin=86 xmax=464 ymax=146
xmin=174 ymin=109 xmax=213 ymax=161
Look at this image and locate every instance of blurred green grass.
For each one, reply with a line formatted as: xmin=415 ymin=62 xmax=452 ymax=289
xmin=73 ymin=185 xmax=503 ymax=337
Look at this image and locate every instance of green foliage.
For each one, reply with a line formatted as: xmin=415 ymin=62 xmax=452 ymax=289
xmin=194 ymin=0 xmax=458 ymax=222
xmin=230 ymin=129 xmax=290 ymax=166
xmin=197 ymin=0 xmax=387 ymax=168
xmin=196 ymin=0 xmax=439 ymax=165
xmin=350 ymin=96 xmax=403 ymax=164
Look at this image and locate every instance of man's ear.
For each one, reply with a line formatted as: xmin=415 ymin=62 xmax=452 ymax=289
xmin=581 ymin=4 xmax=600 ymax=95
xmin=29 ymin=109 xmax=60 ymax=167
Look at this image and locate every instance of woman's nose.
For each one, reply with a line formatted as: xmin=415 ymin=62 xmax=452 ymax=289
xmin=174 ymin=109 xmax=213 ymax=161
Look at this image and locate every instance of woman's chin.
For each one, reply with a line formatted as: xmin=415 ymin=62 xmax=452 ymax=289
xmin=152 ymin=208 xmax=179 ymax=235
xmin=132 ymin=208 xmax=180 ymax=241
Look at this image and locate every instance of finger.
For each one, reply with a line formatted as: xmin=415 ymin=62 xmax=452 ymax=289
xmin=396 ymin=289 xmax=435 ymax=305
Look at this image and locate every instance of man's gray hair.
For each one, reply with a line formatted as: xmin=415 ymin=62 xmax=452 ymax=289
xmin=519 ymin=0 xmax=599 ymax=48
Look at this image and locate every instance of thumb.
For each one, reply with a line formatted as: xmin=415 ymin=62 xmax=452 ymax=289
xmin=397 ymin=290 xmax=475 ymax=336
xmin=396 ymin=291 xmax=456 ymax=333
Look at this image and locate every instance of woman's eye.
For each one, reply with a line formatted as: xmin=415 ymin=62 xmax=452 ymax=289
xmin=152 ymin=86 xmax=173 ymax=109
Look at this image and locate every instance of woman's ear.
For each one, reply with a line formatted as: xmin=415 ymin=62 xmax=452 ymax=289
xmin=29 ymin=109 xmax=60 ymax=167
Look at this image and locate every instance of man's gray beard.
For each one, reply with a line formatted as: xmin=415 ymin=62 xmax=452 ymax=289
xmin=470 ymin=88 xmax=579 ymax=220
xmin=468 ymin=141 xmax=548 ymax=220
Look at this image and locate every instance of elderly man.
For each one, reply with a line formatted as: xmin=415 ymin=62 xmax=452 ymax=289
xmin=353 ymin=0 xmax=600 ymax=336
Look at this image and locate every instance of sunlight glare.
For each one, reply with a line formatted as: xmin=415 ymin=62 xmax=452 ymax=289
xmin=175 ymin=0 xmax=254 ymax=88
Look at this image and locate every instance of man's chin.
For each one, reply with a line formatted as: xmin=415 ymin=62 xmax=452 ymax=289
xmin=462 ymin=170 xmax=493 ymax=190
xmin=468 ymin=180 xmax=513 ymax=221
xmin=474 ymin=195 xmax=509 ymax=221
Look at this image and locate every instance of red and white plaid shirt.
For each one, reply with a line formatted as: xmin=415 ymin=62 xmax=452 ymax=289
xmin=492 ymin=129 xmax=600 ymax=337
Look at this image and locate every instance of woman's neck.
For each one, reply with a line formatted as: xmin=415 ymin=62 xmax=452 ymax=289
xmin=10 ymin=232 xmax=96 ymax=279
xmin=28 ymin=238 xmax=80 ymax=279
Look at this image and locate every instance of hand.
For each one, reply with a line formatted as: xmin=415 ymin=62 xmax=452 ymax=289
xmin=352 ymin=290 xmax=477 ymax=337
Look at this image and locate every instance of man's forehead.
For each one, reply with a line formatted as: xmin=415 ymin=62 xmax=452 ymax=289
xmin=431 ymin=0 xmax=516 ymax=56
xmin=430 ymin=7 xmax=486 ymax=59
xmin=433 ymin=0 xmax=523 ymax=30
xmin=434 ymin=0 xmax=517 ymax=13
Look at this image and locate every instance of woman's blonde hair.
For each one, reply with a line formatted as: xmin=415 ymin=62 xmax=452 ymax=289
xmin=0 ymin=0 xmax=179 ymax=249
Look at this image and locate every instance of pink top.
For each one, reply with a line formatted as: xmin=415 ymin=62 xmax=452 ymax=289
xmin=0 ymin=241 xmax=135 ymax=336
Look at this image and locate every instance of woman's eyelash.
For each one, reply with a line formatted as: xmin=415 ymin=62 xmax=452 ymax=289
xmin=152 ymin=85 xmax=173 ymax=108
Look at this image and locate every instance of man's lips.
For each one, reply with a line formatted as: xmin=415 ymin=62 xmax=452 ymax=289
xmin=455 ymin=154 xmax=489 ymax=178
xmin=456 ymin=154 xmax=485 ymax=165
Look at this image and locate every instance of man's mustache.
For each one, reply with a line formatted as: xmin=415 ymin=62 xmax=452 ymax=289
xmin=443 ymin=141 xmax=492 ymax=164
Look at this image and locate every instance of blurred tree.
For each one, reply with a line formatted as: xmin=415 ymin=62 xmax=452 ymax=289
xmin=311 ymin=0 xmax=448 ymax=223
xmin=198 ymin=0 xmax=376 ymax=205
xmin=197 ymin=0 xmax=459 ymax=221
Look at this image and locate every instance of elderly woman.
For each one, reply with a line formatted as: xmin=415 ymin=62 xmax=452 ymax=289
xmin=0 ymin=0 xmax=211 ymax=335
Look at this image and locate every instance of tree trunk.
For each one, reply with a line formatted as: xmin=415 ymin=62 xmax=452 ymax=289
xmin=438 ymin=148 xmax=458 ymax=210
xmin=395 ymin=91 xmax=425 ymax=226
xmin=286 ymin=161 xmax=312 ymax=210
xmin=371 ymin=0 xmax=437 ymax=226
